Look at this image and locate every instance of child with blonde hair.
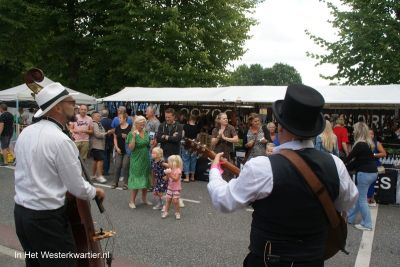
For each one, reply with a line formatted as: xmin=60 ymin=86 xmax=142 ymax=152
xmin=162 ymin=155 xmax=183 ymax=220
xmin=266 ymin=142 xmax=275 ymax=156
xmin=151 ymin=147 xmax=168 ymax=210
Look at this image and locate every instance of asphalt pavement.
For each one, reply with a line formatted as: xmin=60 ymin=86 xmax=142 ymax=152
xmin=1 ymin=164 xmax=399 ymax=267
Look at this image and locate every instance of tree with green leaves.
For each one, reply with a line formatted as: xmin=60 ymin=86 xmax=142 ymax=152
xmin=0 ymin=0 xmax=262 ymax=96
xmin=228 ymin=63 xmax=302 ymax=85
xmin=306 ymin=0 xmax=400 ymax=85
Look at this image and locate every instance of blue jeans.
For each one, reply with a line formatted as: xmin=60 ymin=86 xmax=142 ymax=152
xmin=181 ymin=148 xmax=197 ymax=176
xmin=347 ymin=172 xmax=377 ymax=229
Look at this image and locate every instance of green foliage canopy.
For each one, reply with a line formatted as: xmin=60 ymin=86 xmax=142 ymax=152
xmin=306 ymin=0 xmax=400 ymax=85
xmin=0 ymin=0 xmax=261 ymax=96
xmin=228 ymin=63 xmax=302 ymax=85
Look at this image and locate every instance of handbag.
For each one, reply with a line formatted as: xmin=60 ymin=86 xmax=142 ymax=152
xmin=279 ymin=149 xmax=349 ymax=260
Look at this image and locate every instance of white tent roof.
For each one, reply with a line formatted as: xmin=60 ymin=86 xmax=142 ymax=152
xmin=0 ymin=77 xmax=97 ymax=105
xmin=98 ymin=84 xmax=400 ymax=105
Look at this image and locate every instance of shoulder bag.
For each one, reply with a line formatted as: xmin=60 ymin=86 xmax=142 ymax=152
xmin=279 ymin=149 xmax=349 ymax=260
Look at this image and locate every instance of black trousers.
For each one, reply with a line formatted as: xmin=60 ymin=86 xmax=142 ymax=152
xmin=14 ymin=204 xmax=77 ymax=267
xmin=243 ymin=252 xmax=324 ymax=267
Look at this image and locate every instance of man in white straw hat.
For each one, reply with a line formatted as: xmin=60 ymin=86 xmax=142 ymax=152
xmin=14 ymin=82 xmax=105 ymax=266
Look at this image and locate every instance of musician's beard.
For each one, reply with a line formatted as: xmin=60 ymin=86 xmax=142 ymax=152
xmin=67 ymin=113 xmax=76 ymax=122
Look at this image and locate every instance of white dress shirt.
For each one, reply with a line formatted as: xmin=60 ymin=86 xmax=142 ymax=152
xmin=208 ymin=140 xmax=358 ymax=213
xmin=14 ymin=120 xmax=96 ymax=210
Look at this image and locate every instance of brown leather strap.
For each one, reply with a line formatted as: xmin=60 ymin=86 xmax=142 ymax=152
xmin=279 ymin=149 xmax=340 ymax=228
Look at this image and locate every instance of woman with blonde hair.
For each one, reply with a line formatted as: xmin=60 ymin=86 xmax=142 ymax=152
xmin=345 ymin=122 xmax=377 ymax=231
xmin=315 ymin=120 xmax=339 ymax=156
xmin=243 ymin=113 xmax=270 ymax=161
xmin=126 ymin=115 xmax=152 ymax=208
xmin=211 ymin=112 xmax=238 ymax=181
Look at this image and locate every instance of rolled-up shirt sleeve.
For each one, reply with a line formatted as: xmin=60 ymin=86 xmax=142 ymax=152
xmin=208 ymin=157 xmax=273 ymax=213
xmin=55 ymin=139 xmax=96 ymax=200
xmin=332 ymin=155 xmax=359 ymax=212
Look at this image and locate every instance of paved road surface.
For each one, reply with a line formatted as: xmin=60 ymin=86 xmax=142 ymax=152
xmin=1 ymin=165 xmax=399 ymax=266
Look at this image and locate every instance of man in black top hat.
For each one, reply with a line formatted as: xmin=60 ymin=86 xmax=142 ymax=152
xmin=208 ymin=84 xmax=358 ymax=267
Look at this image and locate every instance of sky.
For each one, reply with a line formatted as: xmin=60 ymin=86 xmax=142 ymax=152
xmin=232 ymin=0 xmax=342 ymax=86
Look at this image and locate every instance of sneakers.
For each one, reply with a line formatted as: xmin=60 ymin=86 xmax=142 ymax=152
xmin=122 ymin=184 xmax=128 ymax=190
xmin=368 ymin=202 xmax=377 ymax=207
xmin=179 ymin=199 xmax=185 ymax=208
xmin=128 ymin=202 xmax=136 ymax=209
xmin=153 ymin=203 xmax=163 ymax=210
xmin=175 ymin=212 xmax=181 ymax=220
xmin=110 ymin=184 xmax=117 ymax=189
xmin=95 ymin=176 xmax=107 ymax=183
xmin=161 ymin=211 xmax=168 ymax=218
xmin=354 ymin=224 xmax=372 ymax=231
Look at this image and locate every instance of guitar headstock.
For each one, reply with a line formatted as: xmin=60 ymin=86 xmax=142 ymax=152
xmin=182 ymin=138 xmax=216 ymax=160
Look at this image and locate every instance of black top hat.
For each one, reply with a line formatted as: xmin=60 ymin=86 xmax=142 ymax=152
xmin=272 ymin=84 xmax=325 ymax=138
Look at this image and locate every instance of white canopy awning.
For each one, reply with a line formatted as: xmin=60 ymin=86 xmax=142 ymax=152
xmin=0 ymin=77 xmax=97 ymax=105
xmin=98 ymin=84 xmax=400 ymax=105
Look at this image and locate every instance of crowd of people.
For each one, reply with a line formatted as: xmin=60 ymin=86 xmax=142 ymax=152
xmin=9 ymin=99 xmax=389 ymax=220
xmin=6 ymin=80 xmax=397 ymax=266
xmin=49 ymin=103 xmax=290 ymax=220
xmin=2 ymin=95 xmax=391 ymax=225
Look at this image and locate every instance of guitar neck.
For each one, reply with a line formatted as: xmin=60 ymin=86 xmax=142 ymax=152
xmin=219 ymin=158 xmax=240 ymax=176
xmin=183 ymin=138 xmax=240 ymax=176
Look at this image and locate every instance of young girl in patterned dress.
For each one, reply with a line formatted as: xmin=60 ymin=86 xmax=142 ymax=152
xmin=162 ymin=155 xmax=183 ymax=220
xmin=151 ymin=147 xmax=168 ymax=210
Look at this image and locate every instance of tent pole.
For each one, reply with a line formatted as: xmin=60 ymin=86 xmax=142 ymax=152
xmin=16 ymin=98 xmax=20 ymax=138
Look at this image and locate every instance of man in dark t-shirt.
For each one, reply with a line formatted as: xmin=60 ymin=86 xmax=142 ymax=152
xmin=0 ymin=103 xmax=15 ymax=165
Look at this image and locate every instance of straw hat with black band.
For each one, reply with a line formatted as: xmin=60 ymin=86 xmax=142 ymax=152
xmin=34 ymin=83 xmax=77 ymax=118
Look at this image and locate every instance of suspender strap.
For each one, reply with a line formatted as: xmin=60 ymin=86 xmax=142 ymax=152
xmin=279 ymin=149 xmax=340 ymax=228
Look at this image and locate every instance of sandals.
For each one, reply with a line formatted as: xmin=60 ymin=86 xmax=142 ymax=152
xmin=161 ymin=211 xmax=168 ymax=218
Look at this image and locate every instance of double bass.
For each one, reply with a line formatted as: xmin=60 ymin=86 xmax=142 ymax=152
xmin=25 ymin=68 xmax=115 ymax=267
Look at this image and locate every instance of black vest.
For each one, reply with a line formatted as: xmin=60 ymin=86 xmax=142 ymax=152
xmin=250 ymin=148 xmax=339 ymax=261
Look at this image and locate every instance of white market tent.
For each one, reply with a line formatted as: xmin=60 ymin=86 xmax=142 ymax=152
xmin=0 ymin=77 xmax=97 ymax=105
xmin=98 ymin=84 xmax=400 ymax=107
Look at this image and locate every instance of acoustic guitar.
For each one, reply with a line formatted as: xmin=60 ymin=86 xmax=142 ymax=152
xmin=182 ymin=138 xmax=240 ymax=175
